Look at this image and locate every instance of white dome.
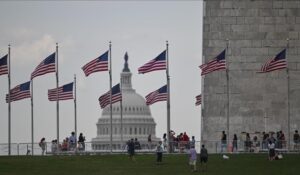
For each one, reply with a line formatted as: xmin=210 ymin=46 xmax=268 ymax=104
xmin=92 ymin=53 xmax=160 ymax=150
xmin=101 ymin=89 xmax=152 ymax=119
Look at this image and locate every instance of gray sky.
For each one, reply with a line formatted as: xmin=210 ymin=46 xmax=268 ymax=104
xmin=0 ymin=1 xmax=203 ymax=144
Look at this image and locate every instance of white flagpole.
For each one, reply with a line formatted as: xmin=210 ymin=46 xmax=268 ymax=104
xmin=226 ymin=39 xmax=230 ymax=149
xmin=56 ymin=43 xmax=60 ymax=146
xmin=74 ymin=74 xmax=77 ymax=149
xmin=166 ymin=41 xmax=171 ymax=153
xmin=109 ymin=41 xmax=113 ymax=153
xmin=286 ymin=38 xmax=290 ymax=151
xmin=8 ymin=44 xmax=11 ymax=156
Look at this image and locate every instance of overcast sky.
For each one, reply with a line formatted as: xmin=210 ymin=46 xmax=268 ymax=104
xmin=0 ymin=1 xmax=203 ymax=144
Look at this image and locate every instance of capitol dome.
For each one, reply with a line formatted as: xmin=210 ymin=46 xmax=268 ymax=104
xmin=92 ymin=53 xmax=160 ymax=150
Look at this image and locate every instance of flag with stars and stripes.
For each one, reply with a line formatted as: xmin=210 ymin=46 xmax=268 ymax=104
xmin=200 ymin=50 xmax=226 ymax=76
xmin=98 ymin=83 xmax=122 ymax=108
xmin=31 ymin=53 xmax=56 ymax=79
xmin=138 ymin=50 xmax=166 ymax=74
xmin=6 ymin=81 xmax=31 ymax=103
xmin=145 ymin=85 xmax=167 ymax=105
xmin=82 ymin=51 xmax=109 ymax=77
xmin=48 ymin=82 xmax=74 ymax=101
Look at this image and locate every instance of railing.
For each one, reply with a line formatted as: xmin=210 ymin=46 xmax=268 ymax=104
xmin=201 ymin=139 xmax=300 ymax=154
xmin=1 ymin=140 xmax=299 ymax=156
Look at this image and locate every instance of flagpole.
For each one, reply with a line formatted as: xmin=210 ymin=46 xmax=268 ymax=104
xmin=109 ymin=41 xmax=113 ymax=153
xmin=201 ymin=57 xmax=205 ymax=145
xmin=120 ymin=80 xmax=123 ymax=148
xmin=31 ymin=79 xmax=34 ymax=155
xmin=8 ymin=44 xmax=11 ymax=156
xmin=286 ymin=38 xmax=290 ymax=151
xmin=74 ymin=74 xmax=77 ymax=149
xmin=120 ymin=99 xmax=123 ymax=147
xmin=226 ymin=39 xmax=230 ymax=149
xmin=56 ymin=43 xmax=60 ymax=146
xmin=166 ymin=41 xmax=171 ymax=153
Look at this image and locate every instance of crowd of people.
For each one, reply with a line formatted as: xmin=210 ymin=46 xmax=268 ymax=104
xmin=38 ymin=132 xmax=86 ymax=155
xmin=219 ymin=129 xmax=300 ymax=162
xmin=125 ymin=131 xmax=208 ymax=172
xmin=124 ymin=131 xmax=197 ymax=153
xmin=167 ymin=130 xmax=196 ymax=153
xmin=219 ymin=130 xmax=300 ymax=154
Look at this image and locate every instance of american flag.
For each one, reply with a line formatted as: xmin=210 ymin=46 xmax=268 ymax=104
xmin=138 ymin=50 xmax=166 ymax=74
xmin=48 ymin=82 xmax=74 ymax=101
xmin=145 ymin=85 xmax=167 ymax=105
xmin=98 ymin=83 xmax=122 ymax=108
xmin=31 ymin=53 xmax=56 ymax=79
xmin=6 ymin=81 xmax=31 ymax=103
xmin=200 ymin=50 xmax=226 ymax=76
xmin=260 ymin=49 xmax=286 ymax=73
xmin=0 ymin=54 xmax=8 ymax=76
xmin=195 ymin=94 xmax=202 ymax=106
xmin=82 ymin=51 xmax=109 ymax=77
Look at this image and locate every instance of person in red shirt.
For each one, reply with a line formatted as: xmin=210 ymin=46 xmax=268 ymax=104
xmin=183 ymin=132 xmax=190 ymax=149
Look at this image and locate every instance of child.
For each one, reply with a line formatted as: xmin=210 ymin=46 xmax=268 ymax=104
xmin=268 ymin=141 xmax=275 ymax=161
xmin=156 ymin=141 xmax=164 ymax=164
xmin=189 ymin=145 xmax=197 ymax=172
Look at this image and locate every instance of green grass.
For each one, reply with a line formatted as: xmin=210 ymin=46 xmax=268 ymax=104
xmin=0 ymin=154 xmax=299 ymax=175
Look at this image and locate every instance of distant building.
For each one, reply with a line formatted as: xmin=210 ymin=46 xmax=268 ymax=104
xmin=92 ymin=53 xmax=160 ymax=150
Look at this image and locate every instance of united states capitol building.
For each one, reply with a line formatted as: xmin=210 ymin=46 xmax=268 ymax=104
xmin=92 ymin=54 xmax=160 ymax=150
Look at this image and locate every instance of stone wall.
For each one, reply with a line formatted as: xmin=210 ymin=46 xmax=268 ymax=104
xmin=202 ymin=0 xmax=300 ymax=151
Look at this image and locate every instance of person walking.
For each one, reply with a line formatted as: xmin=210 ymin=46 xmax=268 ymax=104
xmin=293 ymin=130 xmax=300 ymax=151
xmin=190 ymin=136 xmax=196 ymax=149
xmin=200 ymin=144 xmax=208 ymax=172
xmin=245 ymin=133 xmax=251 ymax=152
xmin=156 ymin=141 xmax=164 ymax=164
xmin=188 ymin=145 xmax=197 ymax=172
xmin=128 ymin=138 xmax=135 ymax=161
xmin=221 ymin=131 xmax=227 ymax=153
xmin=39 ymin=138 xmax=46 ymax=155
xmin=163 ymin=133 xmax=167 ymax=150
xmin=147 ymin=134 xmax=152 ymax=150
xmin=232 ymin=134 xmax=238 ymax=153
xmin=69 ymin=132 xmax=76 ymax=151
xmin=78 ymin=133 xmax=85 ymax=151
xmin=268 ymin=140 xmax=276 ymax=161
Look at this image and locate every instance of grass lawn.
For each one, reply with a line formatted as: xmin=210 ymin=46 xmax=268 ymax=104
xmin=0 ymin=154 xmax=299 ymax=175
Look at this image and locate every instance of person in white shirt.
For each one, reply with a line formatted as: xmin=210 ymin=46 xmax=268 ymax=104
xmin=156 ymin=141 xmax=164 ymax=164
xmin=268 ymin=141 xmax=275 ymax=160
xmin=69 ymin=132 xmax=76 ymax=151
